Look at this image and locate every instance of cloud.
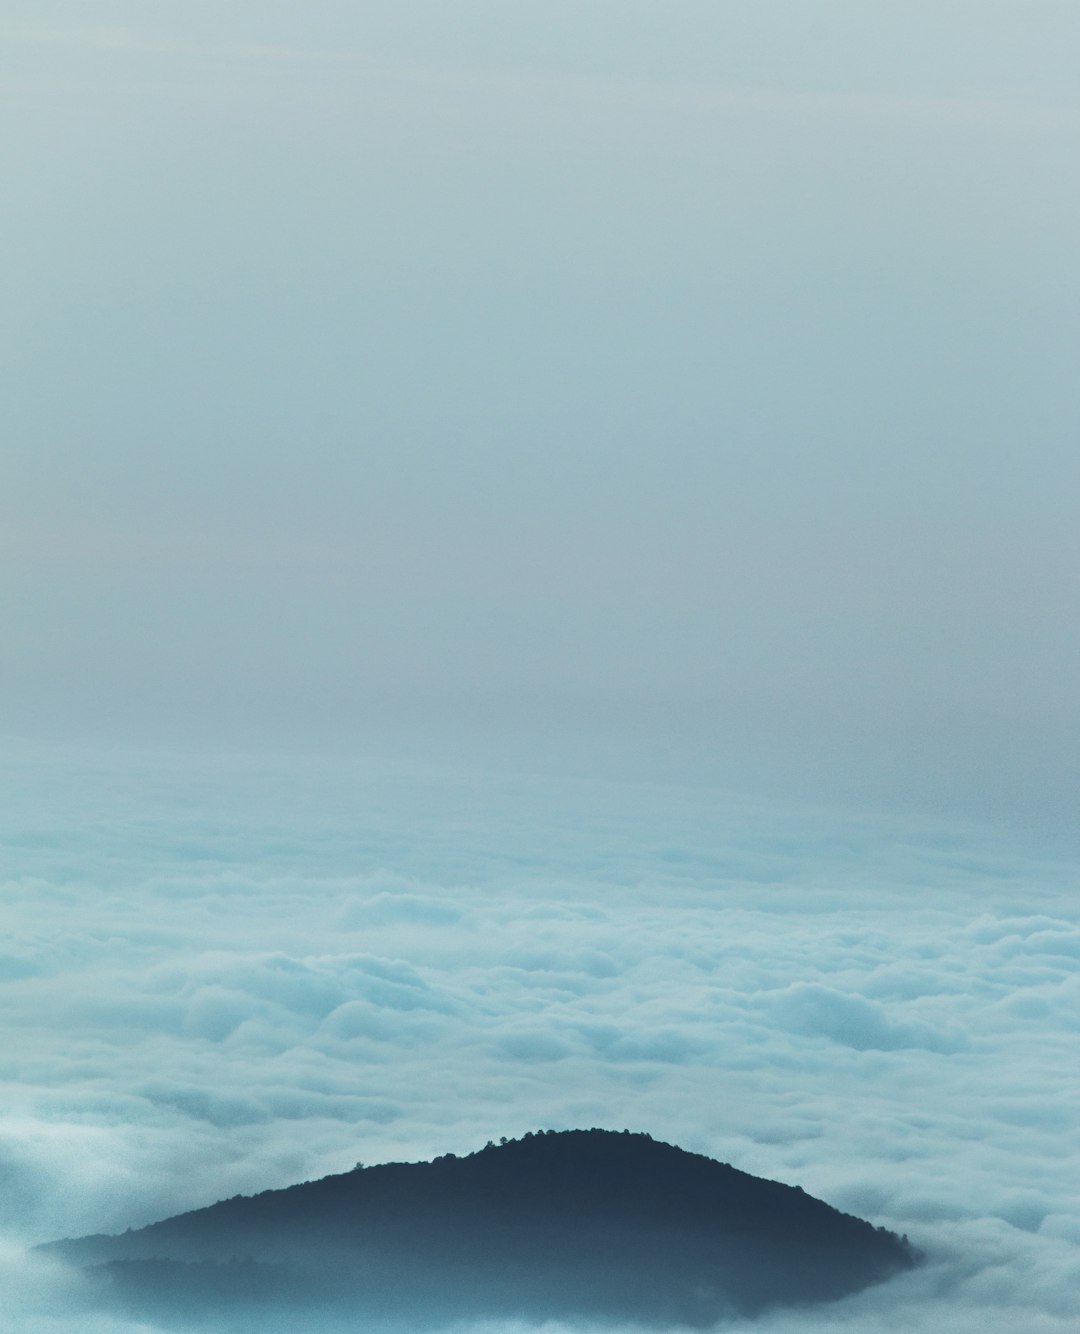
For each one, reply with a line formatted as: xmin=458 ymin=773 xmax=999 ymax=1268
xmin=338 ymin=892 xmax=464 ymax=928
xmin=769 ymin=983 xmax=965 ymax=1052
xmin=0 ymin=746 xmax=1078 ymax=1331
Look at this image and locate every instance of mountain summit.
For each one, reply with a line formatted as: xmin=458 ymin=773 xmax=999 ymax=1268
xmin=43 ymin=1129 xmax=917 ymax=1328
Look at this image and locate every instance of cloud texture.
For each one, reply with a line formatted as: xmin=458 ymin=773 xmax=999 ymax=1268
xmin=1 ymin=745 xmax=1077 ymax=1330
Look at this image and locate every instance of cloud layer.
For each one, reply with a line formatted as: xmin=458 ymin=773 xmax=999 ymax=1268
xmin=1 ymin=744 xmax=1078 ymax=1330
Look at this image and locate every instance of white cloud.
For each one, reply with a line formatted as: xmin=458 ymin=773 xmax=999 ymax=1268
xmin=0 ymin=746 xmax=1077 ymax=1330
xmin=768 ymin=982 xmax=966 ymax=1052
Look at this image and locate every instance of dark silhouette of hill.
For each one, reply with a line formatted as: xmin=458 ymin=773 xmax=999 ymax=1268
xmin=42 ymin=1129 xmax=917 ymax=1329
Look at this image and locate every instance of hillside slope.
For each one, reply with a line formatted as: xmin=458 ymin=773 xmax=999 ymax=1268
xmin=43 ymin=1129 xmax=917 ymax=1328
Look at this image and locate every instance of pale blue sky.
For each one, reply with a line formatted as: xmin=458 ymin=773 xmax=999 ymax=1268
xmin=4 ymin=2 xmax=1079 ymax=821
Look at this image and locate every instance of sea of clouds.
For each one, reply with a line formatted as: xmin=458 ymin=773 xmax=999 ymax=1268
xmin=1 ymin=744 xmax=1078 ymax=1331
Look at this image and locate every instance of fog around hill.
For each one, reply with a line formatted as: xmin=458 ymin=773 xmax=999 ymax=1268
xmin=1 ymin=747 xmax=1078 ymax=1331
xmin=40 ymin=1130 xmax=916 ymax=1327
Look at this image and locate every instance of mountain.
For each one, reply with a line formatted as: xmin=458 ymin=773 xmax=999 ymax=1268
xmin=41 ymin=1129 xmax=917 ymax=1329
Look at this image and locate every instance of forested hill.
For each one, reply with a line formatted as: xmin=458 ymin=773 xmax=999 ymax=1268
xmin=43 ymin=1129 xmax=917 ymax=1328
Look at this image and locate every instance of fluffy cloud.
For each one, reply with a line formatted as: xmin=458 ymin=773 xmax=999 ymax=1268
xmin=1 ymin=745 xmax=1078 ymax=1330
xmin=768 ymin=982 xmax=965 ymax=1052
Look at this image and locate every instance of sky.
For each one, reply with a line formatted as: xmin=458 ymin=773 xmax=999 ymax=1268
xmin=2 ymin=3 xmax=1080 ymax=1331
xmin=3 ymin=0 xmax=1080 ymax=825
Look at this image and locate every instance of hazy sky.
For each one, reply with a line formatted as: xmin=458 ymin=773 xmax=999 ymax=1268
xmin=4 ymin=1 xmax=1080 ymax=821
